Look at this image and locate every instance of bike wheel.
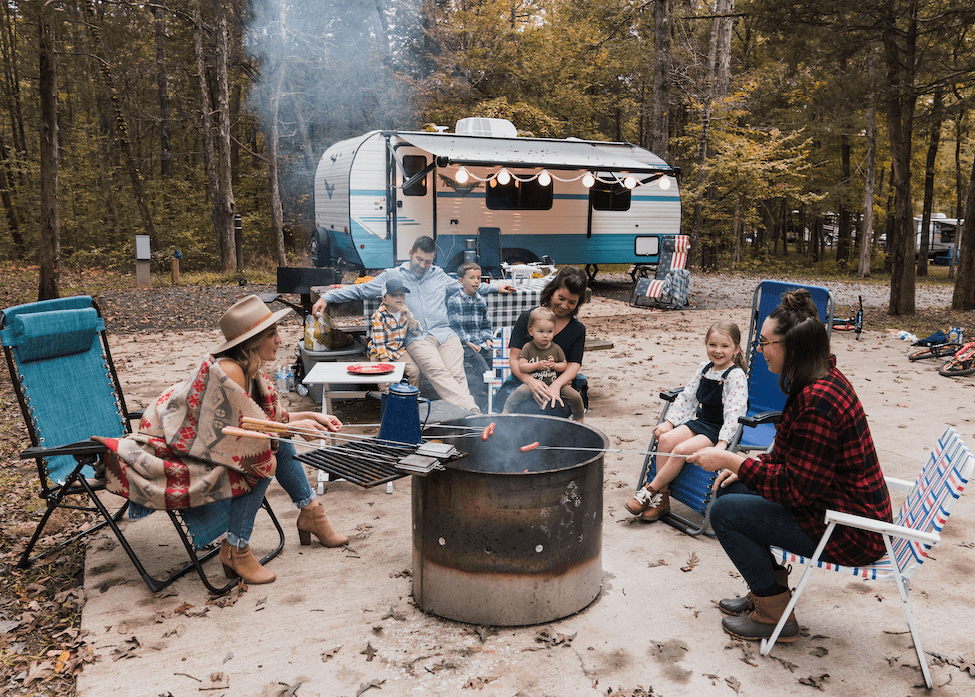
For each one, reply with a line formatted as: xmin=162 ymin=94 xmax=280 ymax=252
xmin=909 ymin=343 xmax=961 ymax=361
xmin=938 ymin=358 xmax=975 ymax=377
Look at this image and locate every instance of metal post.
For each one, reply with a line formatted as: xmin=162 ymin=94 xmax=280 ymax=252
xmin=234 ymin=213 xmax=243 ymax=270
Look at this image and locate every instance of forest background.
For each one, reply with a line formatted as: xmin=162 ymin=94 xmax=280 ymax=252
xmin=3 ymin=0 xmax=975 ymax=315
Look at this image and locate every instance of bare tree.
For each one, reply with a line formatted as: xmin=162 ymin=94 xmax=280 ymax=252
xmin=38 ymin=0 xmax=59 ymax=300
xmin=858 ymin=50 xmax=878 ymax=278
xmin=651 ymin=0 xmax=670 ymax=160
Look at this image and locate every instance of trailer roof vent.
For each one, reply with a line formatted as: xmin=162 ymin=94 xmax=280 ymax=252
xmin=455 ymin=118 xmax=518 ymax=138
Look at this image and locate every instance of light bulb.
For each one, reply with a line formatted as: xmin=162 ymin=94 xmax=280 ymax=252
xmin=538 ymin=170 xmax=552 ymax=187
xmin=659 ymin=176 xmax=671 ymax=190
xmin=582 ymin=172 xmax=595 ymax=188
xmin=623 ymin=175 xmax=637 ymax=189
xmin=455 ymin=167 xmax=469 ymax=184
xmin=497 ymin=169 xmax=511 ymax=185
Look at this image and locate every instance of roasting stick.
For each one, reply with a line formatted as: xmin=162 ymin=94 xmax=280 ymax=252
xmin=222 ymin=427 xmax=403 ymax=463
xmin=239 ymin=417 xmax=425 ymax=450
xmin=519 ymin=442 xmax=682 ymax=457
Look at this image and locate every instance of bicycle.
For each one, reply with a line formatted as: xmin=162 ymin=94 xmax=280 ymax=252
xmin=909 ymin=342 xmax=963 ymax=362
xmin=831 ymin=295 xmax=863 ymax=340
xmin=938 ymin=340 xmax=975 ymax=377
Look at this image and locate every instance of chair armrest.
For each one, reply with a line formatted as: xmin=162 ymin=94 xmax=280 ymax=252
xmin=659 ymin=387 xmax=682 ymax=402
xmin=739 ymin=411 xmax=782 ymax=427
xmin=126 ymin=409 xmax=145 ymax=422
xmin=824 ymin=509 xmax=941 ymax=547
xmin=21 ymin=439 xmax=108 ymax=460
xmin=883 ymin=476 xmax=914 ymax=492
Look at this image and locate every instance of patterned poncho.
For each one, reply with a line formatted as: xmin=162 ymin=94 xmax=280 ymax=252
xmin=97 ymin=355 xmax=286 ymax=511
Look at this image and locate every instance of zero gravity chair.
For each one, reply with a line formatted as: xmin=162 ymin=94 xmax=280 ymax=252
xmin=1 ymin=296 xmax=283 ymax=594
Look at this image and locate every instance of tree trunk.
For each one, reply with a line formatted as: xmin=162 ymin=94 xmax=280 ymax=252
xmin=267 ymin=0 xmax=287 ymax=267
xmin=1 ymin=1 xmax=27 ymax=155
xmin=651 ymin=0 xmax=670 ymax=160
xmin=836 ymin=134 xmax=852 ymax=263
xmin=916 ymin=87 xmax=943 ymax=277
xmin=713 ymin=0 xmax=734 ymax=99
xmin=950 ymin=152 xmax=975 ymax=310
xmin=859 ymin=51 xmax=877 ymax=278
xmin=155 ymin=6 xmax=173 ymax=178
xmin=212 ymin=0 xmax=237 ymax=272
xmin=192 ymin=0 xmax=228 ymax=267
xmin=883 ymin=1 xmax=918 ymax=316
xmin=38 ymin=3 xmax=60 ymax=300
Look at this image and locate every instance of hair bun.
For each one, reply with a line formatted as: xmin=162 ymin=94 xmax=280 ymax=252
xmin=780 ymin=288 xmax=817 ymax=318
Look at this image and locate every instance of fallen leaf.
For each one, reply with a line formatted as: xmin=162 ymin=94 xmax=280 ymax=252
xmin=381 ymin=605 xmax=405 ymax=621
xmin=356 ymin=678 xmax=386 ymax=695
xmin=681 ymin=552 xmax=699 ymax=572
xmin=111 ymin=636 xmax=141 ymax=661
xmin=321 ymin=645 xmax=342 ymax=662
xmin=200 ymin=672 xmax=229 ymax=690
xmin=647 ymin=559 xmax=668 ymax=568
xmin=161 ymin=624 xmax=185 ymax=638
xmin=725 ymin=675 xmax=741 ymax=694
xmin=798 ymin=673 xmax=830 ymax=690
xmin=23 ymin=660 xmax=55 ymax=687
xmin=809 ymin=646 xmax=828 ymax=657
xmin=361 ymin=642 xmax=378 ymax=661
xmin=463 ymin=675 xmax=500 ymax=689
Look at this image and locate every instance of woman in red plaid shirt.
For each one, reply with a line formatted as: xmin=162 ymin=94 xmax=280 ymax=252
xmin=688 ymin=288 xmax=892 ymax=644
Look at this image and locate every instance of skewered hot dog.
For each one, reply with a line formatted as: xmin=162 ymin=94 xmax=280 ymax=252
xmin=520 ymin=441 xmax=540 ymax=453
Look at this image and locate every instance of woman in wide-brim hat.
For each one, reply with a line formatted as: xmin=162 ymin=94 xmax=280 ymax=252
xmin=101 ymin=295 xmax=349 ymax=586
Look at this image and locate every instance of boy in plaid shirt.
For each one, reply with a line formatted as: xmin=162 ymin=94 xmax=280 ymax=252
xmin=368 ymin=279 xmax=420 ymax=386
xmin=447 ymin=263 xmax=492 ymax=410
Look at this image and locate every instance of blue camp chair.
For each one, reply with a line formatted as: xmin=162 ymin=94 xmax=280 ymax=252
xmin=632 ymin=280 xmax=834 ymax=536
xmin=1 ymin=296 xmax=284 ymax=594
xmin=735 ymin=280 xmax=834 ymax=453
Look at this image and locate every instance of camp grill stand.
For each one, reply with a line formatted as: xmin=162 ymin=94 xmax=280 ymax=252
xmin=295 ymin=438 xmax=466 ymax=488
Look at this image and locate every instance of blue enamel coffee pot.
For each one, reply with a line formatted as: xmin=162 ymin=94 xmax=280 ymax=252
xmin=378 ymin=380 xmax=430 ymax=446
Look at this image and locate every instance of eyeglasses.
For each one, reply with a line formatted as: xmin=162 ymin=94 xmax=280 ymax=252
xmin=755 ymin=337 xmax=781 ymax=350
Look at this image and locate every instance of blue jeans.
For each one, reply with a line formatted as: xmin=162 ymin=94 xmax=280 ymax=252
xmin=710 ymin=482 xmax=819 ymax=597
xmin=227 ymin=440 xmax=315 ymax=548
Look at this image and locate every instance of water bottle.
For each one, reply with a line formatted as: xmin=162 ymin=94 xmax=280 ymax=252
xmin=275 ymin=366 xmax=287 ymax=393
xmin=286 ymin=367 xmax=296 ymax=392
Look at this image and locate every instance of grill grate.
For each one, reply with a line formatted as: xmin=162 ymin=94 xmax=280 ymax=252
xmin=295 ymin=439 xmax=465 ymax=488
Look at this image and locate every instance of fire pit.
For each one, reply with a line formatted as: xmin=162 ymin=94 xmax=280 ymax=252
xmin=412 ymin=414 xmax=607 ymax=626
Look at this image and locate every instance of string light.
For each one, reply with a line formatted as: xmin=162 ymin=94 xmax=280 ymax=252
xmin=441 ymin=166 xmax=674 ymax=190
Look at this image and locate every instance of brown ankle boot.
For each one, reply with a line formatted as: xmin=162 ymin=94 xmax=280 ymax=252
xmin=625 ymin=485 xmax=666 ymax=516
xmin=719 ymin=565 xmax=791 ymax=616
xmin=721 ymin=588 xmax=799 ymax=643
xmin=220 ymin=539 xmax=276 ymax=584
xmin=296 ymin=500 xmax=349 ymax=547
xmin=640 ymin=489 xmax=670 ymax=521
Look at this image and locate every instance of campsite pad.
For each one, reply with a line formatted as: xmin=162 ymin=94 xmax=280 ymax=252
xmin=75 ymin=297 xmax=975 ymax=696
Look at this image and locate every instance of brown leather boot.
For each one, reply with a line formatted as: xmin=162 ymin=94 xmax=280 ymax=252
xmin=625 ymin=485 xmax=668 ymax=517
xmin=296 ymin=500 xmax=349 ymax=547
xmin=640 ymin=489 xmax=670 ymax=521
xmin=721 ymin=588 xmax=799 ymax=643
xmin=719 ymin=565 xmax=791 ymax=616
xmin=220 ymin=539 xmax=276 ymax=584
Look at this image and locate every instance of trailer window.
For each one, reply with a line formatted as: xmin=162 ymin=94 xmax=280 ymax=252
xmin=402 ymin=155 xmax=427 ymax=197
xmin=486 ymin=177 xmax=553 ymax=210
xmin=590 ymin=180 xmax=631 ymax=211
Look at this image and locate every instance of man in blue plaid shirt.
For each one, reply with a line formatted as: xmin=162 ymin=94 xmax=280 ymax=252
xmin=447 ymin=263 xmax=493 ymax=410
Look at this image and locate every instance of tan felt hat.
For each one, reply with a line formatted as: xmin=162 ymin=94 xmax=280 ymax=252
xmin=213 ymin=295 xmax=292 ymax=354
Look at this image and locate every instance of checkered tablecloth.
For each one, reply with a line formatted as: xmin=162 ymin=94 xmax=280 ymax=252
xmin=362 ymin=289 xmax=540 ymax=329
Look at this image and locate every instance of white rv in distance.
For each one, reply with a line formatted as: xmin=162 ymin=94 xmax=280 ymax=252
xmin=312 ymin=118 xmax=681 ymax=277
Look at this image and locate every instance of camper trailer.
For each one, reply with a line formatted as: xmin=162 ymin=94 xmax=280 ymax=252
xmin=914 ymin=214 xmax=961 ymax=259
xmin=312 ymin=118 xmax=681 ymax=274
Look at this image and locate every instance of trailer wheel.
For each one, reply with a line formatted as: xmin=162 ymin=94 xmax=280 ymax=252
xmin=503 ymin=251 xmax=538 ymax=266
xmin=310 ymin=228 xmax=330 ymax=267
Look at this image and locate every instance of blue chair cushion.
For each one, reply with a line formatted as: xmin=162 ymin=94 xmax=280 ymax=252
xmin=5 ymin=308 xmax=103 ymax=363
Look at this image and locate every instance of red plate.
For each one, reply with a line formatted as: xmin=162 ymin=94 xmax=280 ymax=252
xmin=347 ymin=363 xmax=396 ymax=375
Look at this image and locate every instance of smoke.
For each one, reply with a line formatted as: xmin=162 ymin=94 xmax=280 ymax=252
xmin=245 ymin=0 xmax=421 ymax=217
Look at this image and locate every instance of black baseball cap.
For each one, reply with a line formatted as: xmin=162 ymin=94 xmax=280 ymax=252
xmin=383 ymin=279 xmax=410 ymax=295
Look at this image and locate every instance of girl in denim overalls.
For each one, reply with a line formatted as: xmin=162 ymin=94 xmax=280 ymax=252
xmin=626 ymin=321 xmax=748 ymax=521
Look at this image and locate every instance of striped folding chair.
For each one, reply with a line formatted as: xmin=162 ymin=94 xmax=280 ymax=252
xmin=631 ymin=235 xmax=690 ymax=309
xmin=762 ymin=427 xmax=974 ymax=688
xmin=484 ymin=326 xmax=512 ymax=414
